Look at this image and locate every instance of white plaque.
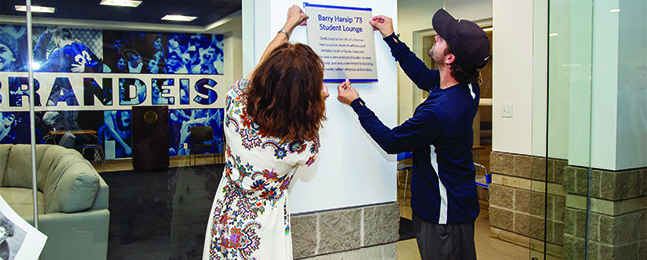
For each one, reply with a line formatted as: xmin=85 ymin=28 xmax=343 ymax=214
xmin=304 ymin=3 xmax=378 ymax=82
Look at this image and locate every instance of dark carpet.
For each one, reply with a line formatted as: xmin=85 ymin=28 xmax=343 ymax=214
xmin=399 ymin=217 xmax=416 ymax=241
xmin=100 ymin=165 xmax=415 ymax=258
xmin=99 ymin=164 xmax=224 ymax=260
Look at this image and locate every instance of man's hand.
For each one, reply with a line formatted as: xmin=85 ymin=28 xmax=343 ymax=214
xmin=337 ymin=79 xmax=359 ymax=105
xmin=369 ymin=15 xmax=394 ymax=38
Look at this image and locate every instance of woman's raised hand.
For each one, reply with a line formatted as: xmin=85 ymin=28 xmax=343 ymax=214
xmin=287 ymin=5 xmax=308 ymax=28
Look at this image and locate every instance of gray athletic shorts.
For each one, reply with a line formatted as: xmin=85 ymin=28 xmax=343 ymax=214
xmin=412 ymin=212 xmax=477 ymax=260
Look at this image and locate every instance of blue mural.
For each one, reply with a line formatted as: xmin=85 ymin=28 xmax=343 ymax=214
xmin=0 ymin=25 xmax=225 ymax=160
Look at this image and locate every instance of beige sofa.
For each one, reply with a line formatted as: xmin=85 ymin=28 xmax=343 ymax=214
xmin=0 ymin=144 xmax=109 ymax=260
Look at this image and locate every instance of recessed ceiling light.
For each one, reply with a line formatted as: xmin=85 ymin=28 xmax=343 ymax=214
xmin=161 ymin=15 xmax=197 ymax=22
xmin=610 ymin=9 xmax=621 ymax=13
xmin=15 ymin=5 xmax=56 ymax=13
xmin=100 ymin=0 xmax=142 ymax=8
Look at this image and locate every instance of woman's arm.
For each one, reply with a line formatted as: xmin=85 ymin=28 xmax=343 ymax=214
xmin=245 ymin=5 xmax=308 ymax=80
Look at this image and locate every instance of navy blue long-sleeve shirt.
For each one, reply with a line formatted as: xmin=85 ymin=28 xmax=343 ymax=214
xmin=351 ymin=34 xmax=480 ymax=224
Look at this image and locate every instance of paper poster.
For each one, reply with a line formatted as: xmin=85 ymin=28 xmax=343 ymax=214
xmin=304 ymin=3 xmax=378 ymax=82
xmin=0 ymin=196 xmax=47 ymax=260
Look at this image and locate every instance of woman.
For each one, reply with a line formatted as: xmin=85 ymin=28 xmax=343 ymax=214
xmin=203 ymin=5 xmax=328 ymax=259
xmin=0 ymin=32 xmax=20 ymax=72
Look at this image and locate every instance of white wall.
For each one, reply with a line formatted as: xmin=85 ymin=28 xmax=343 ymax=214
xmin=445 ymin=0 xmax=493 ymax=21
xmin=492 ymin=0 xmax=535 ymax=155
xmin=532 ymin=0 xmax=548 ymax=158
xmin=248 ymin=0 xmax=398 ymax=214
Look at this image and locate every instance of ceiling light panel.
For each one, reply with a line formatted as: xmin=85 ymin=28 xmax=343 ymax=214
xmin=15 ymin=5 xmax=56 ymax=13
xmin=161 ymin=15 xmax=197 ymax=22
xmin=100 ymin=0 xmax=143 ymax=8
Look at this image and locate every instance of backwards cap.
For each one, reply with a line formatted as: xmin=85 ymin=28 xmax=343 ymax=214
xmin=432 ymin=9 xmax=490 ymax=71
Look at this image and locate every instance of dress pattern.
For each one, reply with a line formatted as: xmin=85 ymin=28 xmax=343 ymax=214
xmin=203 ymin=78 xmax=319 ymax=260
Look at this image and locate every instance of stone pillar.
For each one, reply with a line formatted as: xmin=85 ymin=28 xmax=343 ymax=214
xmin=563 ymin=166 xmax=647 ymax=260
xmin=489 ymin=151 xmax=567 ymax=259
xmin=291 ymin=202 xmax=400 ymax=259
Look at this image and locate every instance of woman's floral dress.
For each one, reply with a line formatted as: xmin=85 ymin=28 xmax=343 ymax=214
xmin=203 ymin=78 xmax=319 ymax=260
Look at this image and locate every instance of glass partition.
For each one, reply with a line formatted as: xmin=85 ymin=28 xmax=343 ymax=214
xmin=543 ymin=0 xmax=647 ymax=259
xmin=1 ymin=1 xmax=236 ymax=258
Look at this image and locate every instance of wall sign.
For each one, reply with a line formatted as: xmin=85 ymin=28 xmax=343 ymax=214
xmin=304 ymin=3 xmax=378 ymax=82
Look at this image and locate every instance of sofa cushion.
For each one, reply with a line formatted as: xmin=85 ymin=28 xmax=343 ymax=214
xmin=3 ymin=144 xmax=100 ymax=213
xmin=3 ymin=144 xmax=53 ymax=189
xmin=45 ymin=162 xmax=100 ymax=213
xmin=0 ymin=188 xmax=45 ymax=218
xmin=4 ymin=145 xmax=76 ymax=191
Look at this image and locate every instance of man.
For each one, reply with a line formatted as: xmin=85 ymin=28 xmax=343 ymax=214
xmin=337 ymin=9 xmax=490 ymax=260
xmin=37 ymin=27 xmax=100 ymax=73
xmin=36 ymin=28 xmax=104 ymax=148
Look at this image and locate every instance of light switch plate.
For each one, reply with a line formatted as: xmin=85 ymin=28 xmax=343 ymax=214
xmin=502 ymin=103 xmax=513 ymax=118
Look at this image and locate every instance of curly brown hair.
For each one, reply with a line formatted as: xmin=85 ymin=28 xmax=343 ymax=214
xmin=246 ymin=42 xmax=326 ymax=142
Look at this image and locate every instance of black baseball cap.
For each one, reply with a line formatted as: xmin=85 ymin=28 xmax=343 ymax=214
xmin=432 ymin=9 xmax=491 ymax=71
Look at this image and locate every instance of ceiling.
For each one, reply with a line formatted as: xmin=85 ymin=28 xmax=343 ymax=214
xmin=0 ymin=0 xmax=242 ymax=27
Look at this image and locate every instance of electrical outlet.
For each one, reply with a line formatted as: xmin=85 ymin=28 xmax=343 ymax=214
xmin=183 ymin=143 xmax=188 ymax=149
xmin=502 ymin=103 xmax=513 ymax=118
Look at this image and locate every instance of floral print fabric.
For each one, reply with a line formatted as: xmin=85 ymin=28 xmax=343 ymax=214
xmin=203 ymin=78 xmax=319 ymax=259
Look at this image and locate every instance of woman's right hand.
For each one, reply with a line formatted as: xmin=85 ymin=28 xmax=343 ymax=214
xmin=286 ymin=5 xmax=308 ymax=28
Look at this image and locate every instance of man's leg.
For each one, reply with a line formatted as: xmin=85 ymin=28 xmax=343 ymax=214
xmin=412 ymin=212 xmax=476 ymax=260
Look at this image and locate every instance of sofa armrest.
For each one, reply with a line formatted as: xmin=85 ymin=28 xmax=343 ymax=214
xmin=90 ymin=176 xmax=109 ymax=211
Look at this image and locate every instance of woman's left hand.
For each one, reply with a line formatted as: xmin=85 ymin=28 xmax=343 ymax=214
xmin=321 ymin=83 xmax=330 ymax=100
